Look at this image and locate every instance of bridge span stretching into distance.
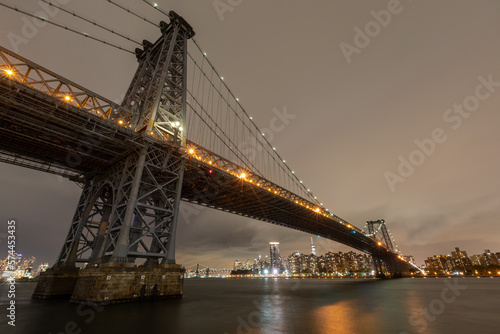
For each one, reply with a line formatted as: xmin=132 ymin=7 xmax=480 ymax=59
xmin=0 ymin=5 xmax=409 ymax=304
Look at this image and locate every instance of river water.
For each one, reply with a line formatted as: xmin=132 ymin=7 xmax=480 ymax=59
xmin=0 ymin=277 xmax=499 ymax=334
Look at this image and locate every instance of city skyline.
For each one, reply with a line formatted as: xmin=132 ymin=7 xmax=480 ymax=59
xmin=4 ymin=242 xmax=498 ymax=276
xmin=231 ymin=241 xmax=500 ymax=276
xmin=0 ymin=252 xmax=48 ymax=278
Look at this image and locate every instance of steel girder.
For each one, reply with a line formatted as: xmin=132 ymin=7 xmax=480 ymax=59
xmin=0 ymin=45 xmax=135 ymax=125
xmin=55 ymin=143 xmax=185 ymax=266
xmin=55 ymin=160 xmax=127 ymax=266
xmin=108 ymin=144 xmax=185 ymax=263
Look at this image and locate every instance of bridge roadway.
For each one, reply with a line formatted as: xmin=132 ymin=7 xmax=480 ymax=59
xmin=0 ymin=49 xmax=394 ymax=262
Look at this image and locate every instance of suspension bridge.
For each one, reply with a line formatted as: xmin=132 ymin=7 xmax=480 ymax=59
xmin=0 ymin=2 xmax=410 ymax=304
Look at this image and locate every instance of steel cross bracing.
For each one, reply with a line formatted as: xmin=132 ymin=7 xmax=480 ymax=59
xmin=366 ymin=219 xmax=396 ymax=252
xmin=55 ymin=142 xmax=185 ymax=265
xmin=122 ymin=14 xmax=194 ymax=144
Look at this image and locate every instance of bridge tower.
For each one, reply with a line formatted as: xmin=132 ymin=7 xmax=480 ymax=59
xmin=33 ymin=11 xmax=195 ymax=303
xmin=366 ymin=219 xmax=408 ymax=278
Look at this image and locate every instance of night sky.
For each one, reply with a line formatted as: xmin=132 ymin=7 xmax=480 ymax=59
xmin=1 ymin=0 xmax=499 ymax=269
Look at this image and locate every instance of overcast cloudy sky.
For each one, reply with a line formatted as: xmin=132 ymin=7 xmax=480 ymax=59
xmin=1 ymin=0 xmax=499 ymax=269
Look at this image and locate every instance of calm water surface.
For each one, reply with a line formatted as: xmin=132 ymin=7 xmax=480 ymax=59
xmin=1 ymin=277 xmax=499 ymax=334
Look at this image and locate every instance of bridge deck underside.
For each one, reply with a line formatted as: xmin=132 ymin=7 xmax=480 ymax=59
xmin=181 ymin=161 xmax=379 ymax=255
xmin=0 ymin=79 xmax=136 ymax=178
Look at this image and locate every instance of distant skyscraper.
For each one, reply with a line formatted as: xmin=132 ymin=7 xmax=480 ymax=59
xmin=311 ymin=237 xmax=316 ymax=255
xmin=269 ymin=242 xmax=281 ymax=270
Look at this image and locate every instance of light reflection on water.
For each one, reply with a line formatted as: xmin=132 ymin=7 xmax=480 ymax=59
xmin=313 ymin=300 xmax=379 ymax=334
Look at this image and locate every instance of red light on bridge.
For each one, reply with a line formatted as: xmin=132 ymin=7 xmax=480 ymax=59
xmin=208 ymin=169 xmax=213 ymax=174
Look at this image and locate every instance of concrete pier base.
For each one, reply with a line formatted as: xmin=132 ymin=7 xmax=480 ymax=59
xmin=70 ymin=262 xmax=185 ymax=304
xmin=32 ymin=266 xmax=80 ymax=299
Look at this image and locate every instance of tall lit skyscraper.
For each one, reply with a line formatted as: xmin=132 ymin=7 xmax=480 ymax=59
xmin=311 ymin=237 xmax=316 ymax=255
xmin=269 ymin=242 xmax=281 ymax=270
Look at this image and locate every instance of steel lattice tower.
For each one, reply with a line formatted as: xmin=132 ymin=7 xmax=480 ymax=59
xmin=54 ymin=12 xmax=195 ymax=268
xmin=366 ymin=219 xmax=405 ymax=277
xmin=366 ymin=219 xmax=394 ymax=252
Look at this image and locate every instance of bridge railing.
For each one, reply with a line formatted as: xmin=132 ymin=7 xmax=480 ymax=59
xmin=0 ymin=46 xmax=136 ymax=125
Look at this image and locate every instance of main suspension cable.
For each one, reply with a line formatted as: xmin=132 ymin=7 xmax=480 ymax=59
xmin=106 ymin=0 xmax=159 ymax=27
xmin=41 ymin=0 xmax=142 ymax=46
xmin=0 ymin=2 xmax=134 ymax=54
